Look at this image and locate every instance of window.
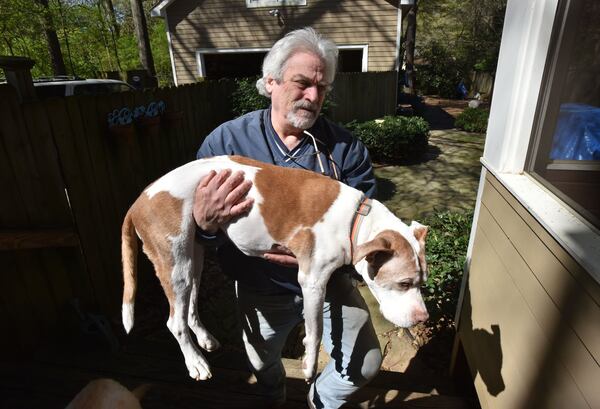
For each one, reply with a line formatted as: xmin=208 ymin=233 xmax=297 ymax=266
xmin=338 ymin=49 xmax=364 ymax=72
xmin=338 ymin=45 xmax=368 ymax=72
xmin=72 ymin=83 xmax=133 ymax=96
xmin=528 ymin=0 xmax=600 ymax=229
xmin=197 ymin=45 xmax=367 ymax=79
xmin=197 ymin=49 xmax=269 ymax=80
xmin=34 ymin=84 xmax=66 ymax=99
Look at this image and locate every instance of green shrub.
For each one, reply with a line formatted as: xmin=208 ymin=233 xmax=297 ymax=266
xmin=231 ymin=76 xmax=270 ymax=117
xmin=455 ymin=107 xmax=490 ymax=133
xmin=421 ymin=211 xmax=473 ymax=321
xmin=346 ymin=116 xmax=429 ymax=163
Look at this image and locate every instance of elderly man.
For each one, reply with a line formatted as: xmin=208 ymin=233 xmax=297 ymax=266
xmin=193 ymin=27 xmax=381 ymax=409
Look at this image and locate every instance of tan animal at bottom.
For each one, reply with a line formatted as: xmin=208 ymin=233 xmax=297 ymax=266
xmin=121 ymin=155 xmax=429 ymax=382
xmin=66 ymin=378 xmax=149 ymax=409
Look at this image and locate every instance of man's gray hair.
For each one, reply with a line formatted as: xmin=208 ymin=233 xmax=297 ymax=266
xmin=256 ymin=27 xmax=338 ymax=97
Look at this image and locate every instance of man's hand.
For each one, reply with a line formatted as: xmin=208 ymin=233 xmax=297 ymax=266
xmin=263 ymin=245 xmax=298 ymax=268
xmin=193 ymin=169 xmax=254 ymax=234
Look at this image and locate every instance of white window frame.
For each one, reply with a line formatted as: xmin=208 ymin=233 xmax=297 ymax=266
xmin=472 ymin=0 xmax=600 ymax=282
xmin=337 ymin=45 xmax=369 ymax=72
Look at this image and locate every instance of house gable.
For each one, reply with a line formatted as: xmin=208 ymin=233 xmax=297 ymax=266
xmin=156 ymin=0 xmax=403 ymax=84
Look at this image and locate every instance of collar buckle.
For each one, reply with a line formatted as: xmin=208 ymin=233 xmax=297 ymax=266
xmin=356 ymin=201 xmax=372 ymax=216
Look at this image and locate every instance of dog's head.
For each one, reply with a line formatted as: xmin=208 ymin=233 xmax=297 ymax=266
xmin=354 ymin=221 xmax=429 ymax=327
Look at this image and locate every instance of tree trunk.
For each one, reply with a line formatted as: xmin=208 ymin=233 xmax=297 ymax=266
xmin=105 ymin=0 xmax=120 ymax=37
xmin=404 ymin=2 xmax=418 ymax=95
xmin=130 ymin=0 xmax=156 ymax=86
xmin=37 ymin=0 xmax=67 ymax=76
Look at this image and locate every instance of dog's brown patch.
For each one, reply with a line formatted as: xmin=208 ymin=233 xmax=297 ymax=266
xmin=230 ymin=155 xmax=340 ymax=242
xmin=367 ymin=230 xmax=418 ymax=286
xmin=129 ymin=191 xmax=184 ymax=317
xmin=287 ymin=228 xmax=315 ymax=272
xmin=66 ymin=378 xmax=145 ymax=409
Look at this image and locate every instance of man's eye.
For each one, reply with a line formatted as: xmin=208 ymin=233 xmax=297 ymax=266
xmin=294 ymin=80 xmax=309 ymax=89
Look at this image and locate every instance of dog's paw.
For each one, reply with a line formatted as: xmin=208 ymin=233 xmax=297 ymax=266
xmin=197 ymin=333 xmax=221 ymax=352
xmin=185 ymin=357 xmax=212 ymax=381
xmin=302 ymin=354 xmax=318 ymax=381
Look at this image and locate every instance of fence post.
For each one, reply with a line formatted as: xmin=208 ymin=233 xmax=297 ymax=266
xmin=0 ymin=56 xmax=36 ymax=103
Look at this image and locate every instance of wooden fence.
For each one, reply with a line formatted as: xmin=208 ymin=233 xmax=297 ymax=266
xmin=0 ymin=71 xmax=396 ymax=354
xmin=0 ymin=80 xmax=235 ymax=354
xmin=329 ymin=71 xmax=397 ymax=123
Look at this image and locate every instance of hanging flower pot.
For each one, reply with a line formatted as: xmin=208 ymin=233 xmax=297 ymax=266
xmin=136 ymin=115 xmax=161 ymax=138
xmin=108 ymin=123 xmax=136 ymax=140
xmin=163 ymin=110 xmax=184 ymax=128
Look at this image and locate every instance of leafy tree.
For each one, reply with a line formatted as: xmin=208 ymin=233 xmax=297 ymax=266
xmin=415 ymin=0 xmax=507 ymax=97
xmin=0 ymin=0 xmax=172 ymax=85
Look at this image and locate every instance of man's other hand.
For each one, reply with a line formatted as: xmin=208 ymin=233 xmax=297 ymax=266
xmin=264 ymin=245 xmax=298 ymax=267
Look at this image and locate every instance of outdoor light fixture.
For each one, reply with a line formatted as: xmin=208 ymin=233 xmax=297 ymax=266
xmin=268 ymin=8 xmax=284 ymax=26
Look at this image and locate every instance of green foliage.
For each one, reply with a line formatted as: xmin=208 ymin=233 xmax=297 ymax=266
xmin=421 ymin=210 xmax=473 ymax=320
xmin=0 ymin=0 xmax=173 ymax=85
xmin=346 ymin=116 xmax=430 ymax=164
xmin=231 ymin=76 xmax=270 ymax=117
xmin=415 ymin=40 xmax=466 ymax=98
xmin=416 ymin=0 xmax=507 ymax=96
xmin=455 ymin=107 xmax=490 ymax=133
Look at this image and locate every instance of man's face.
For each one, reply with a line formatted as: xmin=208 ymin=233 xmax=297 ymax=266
xmin=266 ymin=51 xmax=330 ymax=131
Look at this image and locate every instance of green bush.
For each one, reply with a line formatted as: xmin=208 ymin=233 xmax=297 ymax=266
xmin=231 ymin=76 xmax=270 ymax=117
xmin=455 ymin=107 xmax=490 ymax=133
xmin=421 ymin=211 xmax=473 ymax=321
xmin=346 ymin=116 xmax=429 ymax=163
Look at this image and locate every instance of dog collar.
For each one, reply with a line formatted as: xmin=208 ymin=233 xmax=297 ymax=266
xmin=350 ymin=197 xmax=372 ymax=263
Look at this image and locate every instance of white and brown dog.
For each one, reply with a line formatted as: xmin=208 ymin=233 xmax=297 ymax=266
xmin=121 ymin=155 xmax=429 ymax=382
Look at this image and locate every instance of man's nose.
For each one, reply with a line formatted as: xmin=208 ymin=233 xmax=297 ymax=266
xmin=304 ymin=85 xmax=319 ymax=102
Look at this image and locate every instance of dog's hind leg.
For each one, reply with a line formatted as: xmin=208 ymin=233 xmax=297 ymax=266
xmin=165 ymin=239 xmax=213 ymax=381
xmin=187 ymin=242 xmax=220 ymax=352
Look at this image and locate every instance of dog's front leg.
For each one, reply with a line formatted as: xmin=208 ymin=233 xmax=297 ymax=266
xmin=298 ymin=269 xmax=332 ymax=381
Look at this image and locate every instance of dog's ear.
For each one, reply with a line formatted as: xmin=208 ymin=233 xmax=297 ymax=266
xmin=410 ymin=221 xmax=428 ymax=275
xmin=410 ymin=221 xmax=428 ymax=245
xmin=353 ymin=236 xmax=394 ymax=269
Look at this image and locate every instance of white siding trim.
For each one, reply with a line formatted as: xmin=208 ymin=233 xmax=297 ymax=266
xmin=166 ymin=29 xmax=178 ymax=86
xmin=483 ymin=0 xmax=559 ymax=174
xmin=395 ymin=3 xmax=402 ymax=72
xmin=338 ymin=45 xmax=368 ymax=72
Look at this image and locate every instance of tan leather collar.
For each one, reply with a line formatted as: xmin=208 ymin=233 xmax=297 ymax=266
xmin=349 ymin=197 xmax=372 ymax=262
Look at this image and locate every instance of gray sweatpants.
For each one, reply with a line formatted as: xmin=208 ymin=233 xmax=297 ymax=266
xmin=235 ymin=272 xmax=382 ymax=409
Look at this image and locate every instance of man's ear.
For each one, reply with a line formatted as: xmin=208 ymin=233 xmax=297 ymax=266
xmin=353 ymin=236 xmax=394 ymax=272
xmin=265 ymin=76 xmax=276 ymax=94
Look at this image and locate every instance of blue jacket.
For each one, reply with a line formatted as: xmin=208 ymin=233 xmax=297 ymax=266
xmin=197 ymin=108 xmax=376 ymax=293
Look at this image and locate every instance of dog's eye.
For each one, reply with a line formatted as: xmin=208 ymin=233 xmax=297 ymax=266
xmin=398 ymin=281 xmax=412 ymax=291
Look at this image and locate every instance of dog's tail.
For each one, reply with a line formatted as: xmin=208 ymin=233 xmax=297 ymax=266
xmin=121 ymin=209 xmax=138 ymax=334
